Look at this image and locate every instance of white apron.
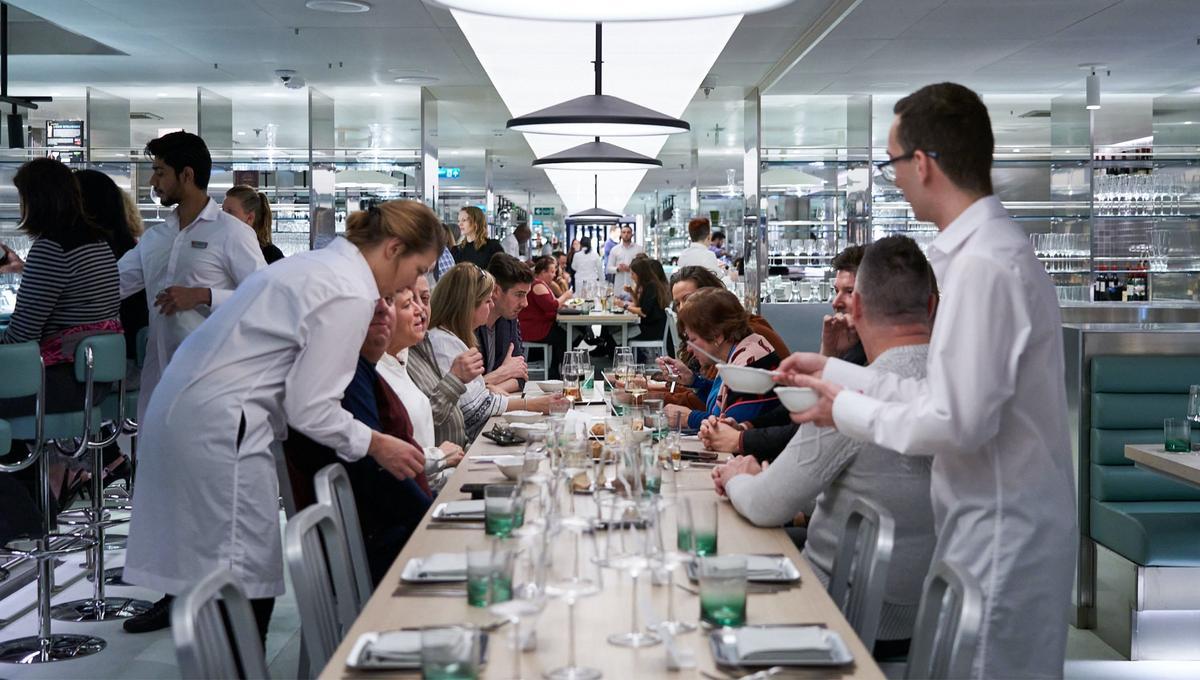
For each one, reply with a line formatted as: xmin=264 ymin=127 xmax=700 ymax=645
xmin=123 ymin=237 xmax=375 ymax=598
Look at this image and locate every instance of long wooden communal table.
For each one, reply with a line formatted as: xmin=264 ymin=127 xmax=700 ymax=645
xmin=320 ymin=403 xmax=884 ymax=680
xmin=1125 ymin=443 xmax=1200 ymax=488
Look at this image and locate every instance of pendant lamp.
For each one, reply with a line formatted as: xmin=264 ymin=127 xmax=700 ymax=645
xmin=427 ymin=0 xmax=793 ymax=22
xmin=507 ymin=24 xmax=689 ymax=137
xmin=567 ymin=176 xmax=624 ymax=223
xmin=533 ymin=137 xmax=661 ymax=171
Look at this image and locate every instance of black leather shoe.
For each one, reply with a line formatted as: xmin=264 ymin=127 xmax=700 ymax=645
xmin=123 ymin=594 xmax=173 ymax=633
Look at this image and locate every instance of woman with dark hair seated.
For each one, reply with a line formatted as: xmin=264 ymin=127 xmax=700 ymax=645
xmin=517 ymin=256 xmax=571 ymax=379
xmin=661 ymin=287 xmax=780 ymax=430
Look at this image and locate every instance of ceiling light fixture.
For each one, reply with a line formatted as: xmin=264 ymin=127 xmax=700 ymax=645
xmin=533 ymin=138 xmax=661 ymax=171
xmin=567 ymin=175 xmax=623 ymax=223
xmin=507 ymin=24 xmax=689 ymax=137
xmin=426 ymin=0 xmax=790 ymax=21
xmin=394 ymin=76 xmax=439 ymax=85
xmin=305 ymin=0 xmax=371 ymax=13
xmin=1081 ymin=63 xmax=1104 ymax=111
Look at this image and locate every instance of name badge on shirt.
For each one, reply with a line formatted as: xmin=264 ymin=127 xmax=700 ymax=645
xmin=191 ymin=240 xmax=209 ymax=249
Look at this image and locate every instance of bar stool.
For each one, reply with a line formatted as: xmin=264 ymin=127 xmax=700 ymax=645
xmin=51 ymin=334 xmax=153 ymax=623
xmin=0 ymin=342 xmax=104 ymax=664
xmin=525 ymin=342 xmax=552 ymax=381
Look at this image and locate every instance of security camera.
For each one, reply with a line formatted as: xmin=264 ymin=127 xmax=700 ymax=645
xmin=274 ymin=69 xmax=305 ymax=89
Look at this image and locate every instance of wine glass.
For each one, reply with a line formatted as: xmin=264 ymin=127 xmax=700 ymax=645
xmin=604 ymin=493 xmax=661 ymax=648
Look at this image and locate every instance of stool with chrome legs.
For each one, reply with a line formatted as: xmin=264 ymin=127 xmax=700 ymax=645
xmin=0 ymin=342 xmax=103 ymax=663
xmin=49 ymin=334 xmax=153 ymax=623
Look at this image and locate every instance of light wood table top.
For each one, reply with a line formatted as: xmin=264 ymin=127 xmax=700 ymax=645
xmin=1125 ymin=443 xmax=1200 ymax=488
xmin=555 ymin=311 xmax=640 ymax=325
xmin=320 ymin=404 xmax=883 ymax=680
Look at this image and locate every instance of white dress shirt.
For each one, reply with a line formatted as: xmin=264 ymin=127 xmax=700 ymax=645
xmin=570 ymin=250 xmax=602 ymax=291
xmin=124 ymin=236 xmax=377 ymax=599
xmin=117 ymin=198 xmax=265 ymax=422
xmin=501 ymin=234 xmax=519 ymax=258
xmin=822 ymin=196 xmax=1075 ymax=679
xmin=377 ymin=349 xmax=451 ymax=486
xmin=605 ymin=241 xmax=643 ymax=296
xmin=675 ymin=242 xmax=723 ymax=275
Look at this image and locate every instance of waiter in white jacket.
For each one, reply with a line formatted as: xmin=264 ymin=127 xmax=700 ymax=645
xmin=778 ymin=83 xmax=1075 ymax=679
xmin=117 ymin=132 xmax=266 ymax=424
xmin=122 ymin=200 xmax=442 ymax=638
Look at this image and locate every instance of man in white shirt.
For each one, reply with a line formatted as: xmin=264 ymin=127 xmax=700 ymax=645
xmin=117 ymin=132 xmax=266 ymax=424
xmin=605 ymin=224 xmax=642 ymax=299
xmin=778 ymin=83 xmax=1075 ymax=679
xmin=675 ymin=217 xmax=724 ymax=276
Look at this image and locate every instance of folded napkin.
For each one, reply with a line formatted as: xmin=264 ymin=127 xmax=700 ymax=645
xmin=414 ymin=553 xmax=468 ymax=580
xmin=439 ymin=500 xmax=485 ymax=517
xmin=743 ymin=555 xmax=789 ymax=580
xmin=736 ymin=626 xmax=833 ymax=663
xmin=366 ymin=630 xmax=420 ymax=663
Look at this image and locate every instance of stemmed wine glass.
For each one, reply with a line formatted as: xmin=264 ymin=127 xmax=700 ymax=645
xmin=603 ymin=448 xmax=661 ymax=649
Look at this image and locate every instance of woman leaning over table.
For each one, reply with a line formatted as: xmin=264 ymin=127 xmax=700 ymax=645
xmin=661 ymin=287 xmax=781 ymax=430
xmin=428 ymin=263 xmax=565 ymax=441
xmin=377 ymin=284 xmax=468 ymax=492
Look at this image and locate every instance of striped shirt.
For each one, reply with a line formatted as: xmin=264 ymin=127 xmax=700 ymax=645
xmin=1 ymin=236 xmax=120 ymax=346
xmin=407 ymin=336 xmax=469 ymax=449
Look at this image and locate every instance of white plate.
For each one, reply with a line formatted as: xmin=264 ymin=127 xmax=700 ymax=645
xmin=709 ymin=625 xmax=853 ymax=668
xmin=505 ymin=410 xmax=543 ymax=424
xmin=346 ymin=629 xmax=489 ymax=669
xmin=686 ymin=554 xmax=801 ymax=583
xmin=400 ymin=553 xmax=468 ymax=583
xmin=431 ymin=500 xmax=485 ymax=521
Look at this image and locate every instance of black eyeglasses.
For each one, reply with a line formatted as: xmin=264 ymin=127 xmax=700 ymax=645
xmin=877 ymin=150 xmax=940 ymax=182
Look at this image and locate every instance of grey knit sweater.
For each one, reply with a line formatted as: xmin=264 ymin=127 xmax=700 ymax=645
xmin=724 ymin=344 xmax=936 ymax=641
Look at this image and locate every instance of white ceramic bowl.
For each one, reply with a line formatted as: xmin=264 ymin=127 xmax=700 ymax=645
xmin=505 ymin=410 xmax=543 ymax=425
xmin=775 ymin=386 xmax=818 ymax=413
xmin=717 ymin=363 xmax=777 ymax=394
xmin=534 ymin=380 xmax=564 ymax=394
xmin=493 ymin=455 xmax=526 ymax=480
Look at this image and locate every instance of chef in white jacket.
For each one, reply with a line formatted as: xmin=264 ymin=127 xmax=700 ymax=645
xmin=122 ymin=200 xmax=443 ymax=636
xmin=117 ymin=132 xmax=265 ymax=424
xmin=778 ymin=84 xmax=1075 ymax=679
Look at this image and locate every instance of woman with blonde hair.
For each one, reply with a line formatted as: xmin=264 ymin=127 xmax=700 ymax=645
xmin=428 ymin=262 xmax=564 ymax=440
xmin=124 ymin=199 xmax=444 ymax=636
xmin=451 ymin=205 xmax=503 ymax=268
xmin=223 ymin=185 xmax=283 ymax=263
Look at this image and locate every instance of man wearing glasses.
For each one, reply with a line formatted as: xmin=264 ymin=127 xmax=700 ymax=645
xmin=777 ymin=83 xmax=1074 ymax=679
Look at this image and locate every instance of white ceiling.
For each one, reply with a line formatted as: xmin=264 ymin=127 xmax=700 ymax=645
xmin=5 ymin=0 xmax=1200 ymax=214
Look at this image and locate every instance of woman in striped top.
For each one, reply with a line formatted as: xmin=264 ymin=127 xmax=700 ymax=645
xmin=0 ymin=158 xmax=121 ymax=416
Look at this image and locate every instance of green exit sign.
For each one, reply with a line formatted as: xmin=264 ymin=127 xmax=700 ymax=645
xmin=534 ymin=206 xmax=555 ymax=216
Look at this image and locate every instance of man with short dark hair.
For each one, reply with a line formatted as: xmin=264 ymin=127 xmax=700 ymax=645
xmin=822 ymin=245 xmax=866 ymax=364
xmin=715 ymin=235 xmax=937 ymax=660
xmin=780 ymin=83 xmax=1075 ymax=679
xmin=117 ymin=131 xmax=265 ymax=427
xmin=676 ymin=217 xmax=723 ymax=275
xmin=476 ymin=253 xmax=532 ymax=393
xmin=605 ymin=224 xmax=642 ymax=299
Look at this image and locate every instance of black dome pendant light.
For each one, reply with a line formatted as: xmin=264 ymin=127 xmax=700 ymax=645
xmin=568 ymin=175 xmax=624 ymax=223
xmin=508 ymin=23 xmax=690 ymax=138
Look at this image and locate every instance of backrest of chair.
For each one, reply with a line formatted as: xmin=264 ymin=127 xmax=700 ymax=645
xmin=73 ymin=333 xmax=127 ymax=384
xmin=665 ymin=307 xmax=682 ymax=353
xmin=172 ymin=568 xmax=269 ymax=680
xmin=905 ymin=559 xmax=983 ymax=680
xmin=1090 ymin=356 xmax=1200 ymax=504
xmin=136 ymin=326 xmax=150 ymax=369
xmin=827 ymin=497 xmax=895 ymax=653
xmin=313 ymin=463 xmax=373 ymax=615
xmin=285 ymin=502 xmax=358 ymax=675
xmin=0 ymin=341 xmax=43 ymax=400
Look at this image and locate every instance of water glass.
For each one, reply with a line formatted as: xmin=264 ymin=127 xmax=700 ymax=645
xmin=1164 ymin=418 xmax=1191 ymax=453
xmin=678 ymin=498 xmax=718 ymax=556
xmin=466 ymin=542 xmax=515 ymax=607
xmin=698 ymin=555 xmax=747 ymax=628
xmin=485 ymin=484 xmax=519 ymax=537
xmin=640 ymin=443 xmax=662 ymax=496
xmin=420 ymin=625 xmax=480 ymax=679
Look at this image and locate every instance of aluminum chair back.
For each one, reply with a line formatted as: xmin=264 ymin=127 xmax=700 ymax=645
xmin=313 ymin=463 xmax=373 ymax=614
xmin=828 ymin=496 xmax=895 ymax=653
xmin=285 ymin=502 xmax=358 ymax=677
xmin=905 ymin=560 xmax=984 ymax=680
xmin=171 ymin=568 xmax=268 ymax=680
xmin=0 ymin=342 xmax=43 ymax=472
xmin=665 ymin=307 xmax=682 ymax=355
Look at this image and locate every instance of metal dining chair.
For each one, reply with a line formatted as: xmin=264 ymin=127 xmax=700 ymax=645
xmin=285 ymin=502 xmax=358 ymax=678
xmin=312 ymin=463 xmax=372 ymax=615
xmin=524 ymin=342 xmax=552 ymax=382
xmin=665 ymin=306 xmax=683 ymax=356
xmin=172 ymin=568 xmax=269 ymax=680
xmin=827 ymin=497 xmax=895 ymax=654
xmin=905 ymin=559 xmax=984 ymax=680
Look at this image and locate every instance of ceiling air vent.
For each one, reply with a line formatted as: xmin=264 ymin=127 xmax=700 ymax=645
xmin=1018 ymin=109 xmax=1051 ymax=119
xmin=130 ymin=112 xmax=164 ymax=120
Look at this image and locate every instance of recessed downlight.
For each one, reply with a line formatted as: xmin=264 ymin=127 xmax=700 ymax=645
xmin=305 ymin=0 xmax=371 ymax=13
xmin=394 ymin=76 xmax=439 ymax=85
